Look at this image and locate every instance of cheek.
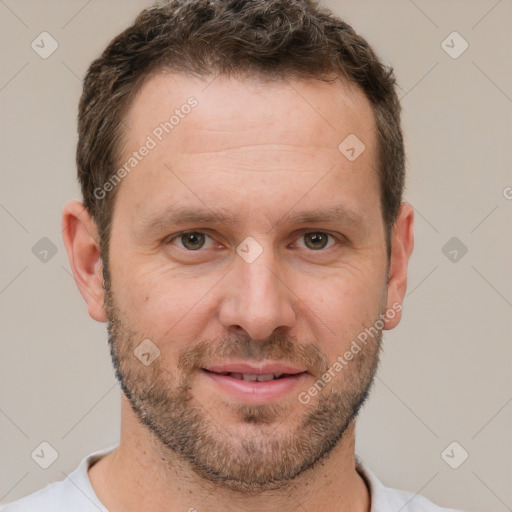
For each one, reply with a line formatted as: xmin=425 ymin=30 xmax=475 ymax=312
xmin=114 ymin=262 xmax=214 ymax=345
xmin=306 ymin=260 xmax=383 ymax=308
xmin=297 ymin=267 xmax=385 ymax=350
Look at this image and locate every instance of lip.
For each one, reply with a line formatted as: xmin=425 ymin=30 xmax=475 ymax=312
xmin=201 ymin=361 xmax=309 ymax=404
xmin=203 ymin=362 xmax=307 ymax=375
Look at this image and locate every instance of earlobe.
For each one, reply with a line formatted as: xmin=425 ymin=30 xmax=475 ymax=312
xmin=384 ymin=202 xmax=414 ymax=330
xmin=62 ymin=201 xmax=107 ymax=323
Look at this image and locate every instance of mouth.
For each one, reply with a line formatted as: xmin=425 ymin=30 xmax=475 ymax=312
xmin=203 ymin=368 xmax=305 ymax=382
xmin=203 ymin=370 xmax=296 ymax=382
xmin=200 ymin=362 xmax=309 ymax=403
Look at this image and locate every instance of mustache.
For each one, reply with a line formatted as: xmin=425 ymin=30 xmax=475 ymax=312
xmin=177 ymin=333 xmax=329 ymax=377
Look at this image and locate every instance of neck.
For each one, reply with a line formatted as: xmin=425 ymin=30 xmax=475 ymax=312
xmin=88 ymin=396 xmax=370 ymax=512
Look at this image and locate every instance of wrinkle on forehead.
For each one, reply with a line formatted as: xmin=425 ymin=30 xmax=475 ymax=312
xmin=121 ymin=72 xmax=376 ymax=162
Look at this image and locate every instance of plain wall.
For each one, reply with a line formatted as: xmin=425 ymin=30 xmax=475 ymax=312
xmin=0 ymin=1 xmax=510 ymax=510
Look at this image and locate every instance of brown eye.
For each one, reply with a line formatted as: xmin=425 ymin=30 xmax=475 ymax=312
xmin=299 ymin=232 xmax=334 ymax=251
xmin=172 ymin=231 xmax=209 ymax=250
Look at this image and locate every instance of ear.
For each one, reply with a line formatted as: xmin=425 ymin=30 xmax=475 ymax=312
xmin=384 ymin=202 xmax=414 ymax=330
xmin=62 ymin=201 xmax=107 ymax=322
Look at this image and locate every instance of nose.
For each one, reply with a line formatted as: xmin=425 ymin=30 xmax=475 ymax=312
xmin=218 ymin=245 xmax=296 ymax=341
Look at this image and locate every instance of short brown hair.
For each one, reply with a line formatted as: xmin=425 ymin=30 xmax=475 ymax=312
xmin=77 ymin=0 xmax=404 ymax=271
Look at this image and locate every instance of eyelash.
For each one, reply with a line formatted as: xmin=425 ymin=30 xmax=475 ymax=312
xmin=165 ymin=230 xmax=342 ymax=252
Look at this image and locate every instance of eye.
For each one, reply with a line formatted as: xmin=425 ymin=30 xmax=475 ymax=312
xmin=295 ymin=232 xmax=337 ymax=251
xmin=166 ymin=230 xmax=341 ymax=253
xmin=168 ymin=231 xmax=215 ymax=251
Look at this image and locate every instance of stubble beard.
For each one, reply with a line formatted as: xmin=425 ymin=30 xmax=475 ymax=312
xmin=103 ymin=284 xmax=382 ymax=493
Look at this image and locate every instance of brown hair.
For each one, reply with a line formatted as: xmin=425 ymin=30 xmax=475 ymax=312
xmin=77 ymin=0 xmax=404 ymax=272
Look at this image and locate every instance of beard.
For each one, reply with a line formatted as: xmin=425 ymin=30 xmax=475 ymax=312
xmin=103 ymin=284 xmax=383 ymax=493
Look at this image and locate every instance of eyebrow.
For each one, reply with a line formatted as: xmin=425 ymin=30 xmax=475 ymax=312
xmin=274 ymin=205 xmax=364 ymax=229
xmin=138 ymin=205 xmax=242 ymax=233
xmin=138 ymin=204 xmax=365 ymax=235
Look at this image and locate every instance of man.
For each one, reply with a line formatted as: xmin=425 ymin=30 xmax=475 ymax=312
xmin=1 ymin=0 xmax=462 ymax=510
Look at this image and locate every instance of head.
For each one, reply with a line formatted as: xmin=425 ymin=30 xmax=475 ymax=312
xmin=64 ymin=0 xmax=413 ymax=493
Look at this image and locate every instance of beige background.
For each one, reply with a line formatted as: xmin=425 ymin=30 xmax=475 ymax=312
xmin=1 ymin=1 xmax=511 ymax=510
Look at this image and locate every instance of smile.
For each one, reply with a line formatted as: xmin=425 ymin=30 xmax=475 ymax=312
xmin=204 ymin=370 xmax=293 ymax=382
xmin=201 ymin=363 xmax=309 ymax=403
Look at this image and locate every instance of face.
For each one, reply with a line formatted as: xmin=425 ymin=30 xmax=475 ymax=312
xmin=104 ymin=73 xmax=391 ymax=491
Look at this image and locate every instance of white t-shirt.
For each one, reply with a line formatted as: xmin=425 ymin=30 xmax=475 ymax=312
xmin=0 ymin=445 xmax=463 ymax=511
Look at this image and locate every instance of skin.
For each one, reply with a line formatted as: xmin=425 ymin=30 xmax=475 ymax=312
xmin=62 ymin=72 xmax=414 ymax=512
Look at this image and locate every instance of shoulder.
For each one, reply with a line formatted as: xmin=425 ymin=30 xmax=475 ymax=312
xmin=355 ymin=456 xmax=464 ymax=512
xmin=0 ymin=445 xmax=116 ymax=512
xmin=0 ymin=478 xmax=87 ymax=512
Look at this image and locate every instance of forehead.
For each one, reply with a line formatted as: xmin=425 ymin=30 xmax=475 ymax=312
xmin=124 ymin=71 xmax=376 ymax=155
xmin=115 ymin=71 xmax=379 ymax=228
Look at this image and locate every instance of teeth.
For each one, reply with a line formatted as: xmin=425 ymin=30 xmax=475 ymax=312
xmin=226 ymin=372 xmax=284 ymax=381
xmin=256 ymin=374 xmax=275 ymax=382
